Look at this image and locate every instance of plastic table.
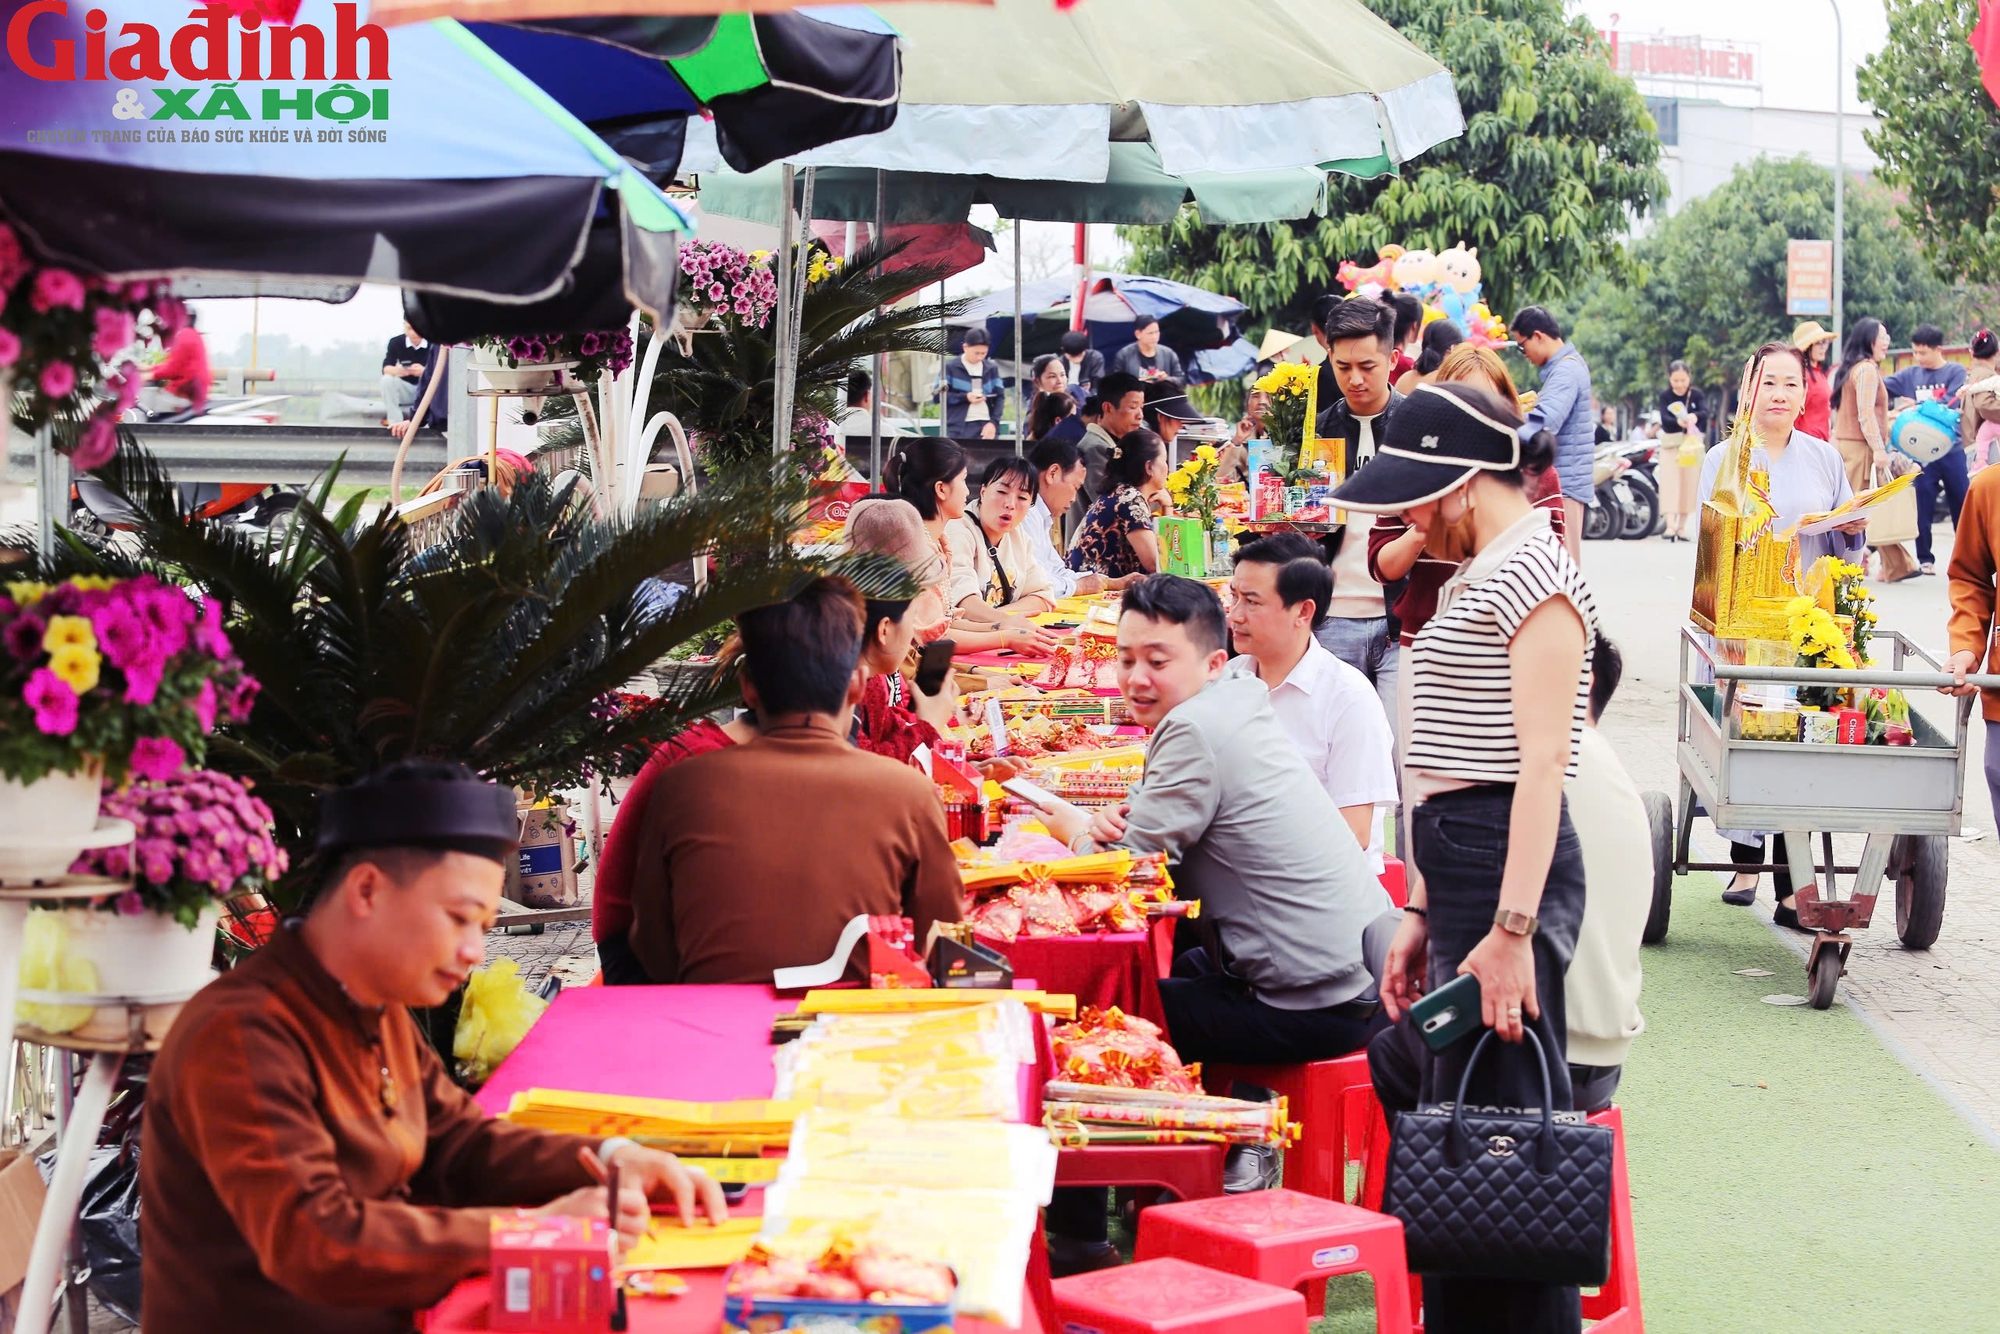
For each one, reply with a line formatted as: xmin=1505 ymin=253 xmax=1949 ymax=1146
xmin=993 ymin=917 xmax=1173 ymax=1028
xmin=431 ymin=985 xmax=1050 ymax=1333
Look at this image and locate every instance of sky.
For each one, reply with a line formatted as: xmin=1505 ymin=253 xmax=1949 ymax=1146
xmin=1573 ymin=0 xmax=1890 ymax=114
xmin=194 ymin=1 xmax=1893 ymax=354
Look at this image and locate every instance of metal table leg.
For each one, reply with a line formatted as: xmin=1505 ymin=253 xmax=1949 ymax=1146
xmin=16 ymin=1051 xmax=123 ymax=1334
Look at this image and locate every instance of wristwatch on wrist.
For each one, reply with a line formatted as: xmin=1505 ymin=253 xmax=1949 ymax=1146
xmin=1493 ymin=909 xmax=1538 ymax=937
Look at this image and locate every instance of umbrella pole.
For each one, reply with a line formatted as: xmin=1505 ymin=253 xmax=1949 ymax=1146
xmin=789 ymin=167 xmax=817 ymax=455
xmin=772 ymin=164 xmax=795 ymax=460
xmin=1072 ymin=224 xmax=1089 ymax=333
xmin=870 ymin=168 xmax=885 ymax=491
xmin=1013 ymin=218 xmax=1025 ymax=457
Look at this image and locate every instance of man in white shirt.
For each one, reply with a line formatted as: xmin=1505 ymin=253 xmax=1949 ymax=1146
xmin=1027 ymin=437 xmax=1111 ymax=597
xmin=1563 ymin=635 xmax=1649 ymax=1112
xmin=1222 ymin=533 xmax=1398 ymax=871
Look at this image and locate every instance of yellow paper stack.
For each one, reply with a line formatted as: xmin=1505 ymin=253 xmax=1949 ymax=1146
xmin=501 ymin=1090 xmax=805 ymax=1156
xmin=794 ymin=988 xmax=1076 ymax=1020
xmin=764 ymin=1111 xmax=1057 ymax=1327
xmin=774 ymin=1002 xmax=1032 ymax=1121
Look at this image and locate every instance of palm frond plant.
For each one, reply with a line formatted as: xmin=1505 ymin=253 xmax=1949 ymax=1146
xmin=31 ymin=436 xmax=911 ymax=905
xmin=650 ymin=240 xmax=971 ymax=472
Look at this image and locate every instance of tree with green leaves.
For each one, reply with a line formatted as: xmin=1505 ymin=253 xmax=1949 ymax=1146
xmin=1561 ymin=156 xmax=1989 ymax=410
xmin=1857 ymin=0 xmax=2000 ymax=284
xmin=1122 ymin=0 xmax=1665 ymax=337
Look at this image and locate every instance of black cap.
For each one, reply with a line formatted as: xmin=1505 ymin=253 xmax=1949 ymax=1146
xmin=1329 ymin=382 xmax=1521 ymax=513
xmin=317 ymin=760 xmax=519 ymax=861
xmin=1146 ymin=392 xmax=1202 ymax=422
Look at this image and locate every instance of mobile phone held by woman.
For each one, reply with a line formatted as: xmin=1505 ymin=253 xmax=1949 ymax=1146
xmin=1407 ymin=971 xmax=1485 ymax=1052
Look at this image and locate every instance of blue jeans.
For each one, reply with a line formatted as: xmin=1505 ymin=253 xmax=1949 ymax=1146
xmin=1315 ymin=616 xmax=1400 ymax=747
xmin=1916 ymin=446 xmax=1970 ymax=565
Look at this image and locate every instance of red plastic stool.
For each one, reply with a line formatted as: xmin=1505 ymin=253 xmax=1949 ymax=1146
xmin=1052 ymin=1256 xmax=1307 ymax=1334
xmin=1580 ymin=1105 xmax=1644 ymax=1331
xmin=1379 ymin=857 xmax=1407 ymax=908
xmin=1134 ymin=1188 xmax=1412 ymax=1334
xmin=1202 ymin=1052 xmax=1375 ymax=1201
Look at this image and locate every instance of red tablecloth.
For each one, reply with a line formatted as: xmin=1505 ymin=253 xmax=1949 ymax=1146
xmin=993 ymin=918 xmax=1174 ymax=1028
xmin=432 ymin=985 xmax=1046 ymax=1334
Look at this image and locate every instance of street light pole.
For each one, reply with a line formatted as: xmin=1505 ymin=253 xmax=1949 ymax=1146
xmin=1831 ymin=0 xmax=1845 ymax=337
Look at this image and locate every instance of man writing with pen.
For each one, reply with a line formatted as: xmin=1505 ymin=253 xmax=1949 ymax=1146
xmin=141 ymin=761 xmax=728 ymax=1334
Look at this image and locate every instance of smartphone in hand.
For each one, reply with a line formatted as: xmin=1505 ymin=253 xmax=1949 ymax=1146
xmin=1407 ymin=971 xmax=1484 ymax=1052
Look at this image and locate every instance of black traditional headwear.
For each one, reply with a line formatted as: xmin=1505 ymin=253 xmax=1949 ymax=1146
xmin=316 ymin=760 xmax=518 ymax=864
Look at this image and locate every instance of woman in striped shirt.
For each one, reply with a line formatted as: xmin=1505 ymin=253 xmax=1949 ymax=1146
xmin=1332 ymin=382 xmax=1599 ymax=1334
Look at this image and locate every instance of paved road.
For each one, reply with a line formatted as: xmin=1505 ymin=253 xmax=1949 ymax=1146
xmin=1582 ymin=524 xmax=2000 ymax=1144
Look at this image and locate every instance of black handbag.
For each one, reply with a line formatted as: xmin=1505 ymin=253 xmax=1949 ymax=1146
xmin=1379 ymin=1027 xmax=1615 ymax=1286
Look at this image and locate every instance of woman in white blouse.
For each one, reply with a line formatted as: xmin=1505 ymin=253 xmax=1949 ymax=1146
xmin=1332 ymin=382 xmax=1599 ymax=1334
xmin=944 ymin=456 xmax=1058 ymax=617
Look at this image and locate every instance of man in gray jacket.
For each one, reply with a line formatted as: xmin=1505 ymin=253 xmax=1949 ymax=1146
xmin=1044 ymin=574 xmax=1392 ymax=1066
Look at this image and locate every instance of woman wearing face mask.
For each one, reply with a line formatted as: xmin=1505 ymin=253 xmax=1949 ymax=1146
xmin=1336 ymin=381 xmax=1598 ymax=1334
xmin=1656 ymin=360 xmax=1708 ymax=543
xmin=1700 ymin=343 xmax=1871 ymax=926
xmin=945 ymin=456 xmax=1058 ymax=618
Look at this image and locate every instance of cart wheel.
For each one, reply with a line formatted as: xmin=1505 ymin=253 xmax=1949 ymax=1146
xmin=1808 ymin=947 xmax=1842 ymax=1010
xmin=1641 ymin=791 xmax=1674 ymax=944
xmin=1893 ymin=833 xmax=1949 ymax=950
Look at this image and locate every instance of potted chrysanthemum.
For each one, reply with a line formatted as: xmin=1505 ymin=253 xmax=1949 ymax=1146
xmin=0 ymin=574 xmax=256 ymax=882
xmin=18 ymin=769 xmax=287 ymax=1039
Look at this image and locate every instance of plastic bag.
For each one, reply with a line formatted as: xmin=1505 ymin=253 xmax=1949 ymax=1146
xmin=19 ymin=911 xmax=97 ymax=1034
xmin=34 ymin=1144 xmax=142 ymax=1323
xmin=451 ymin=957 xmax=548 ymax=1086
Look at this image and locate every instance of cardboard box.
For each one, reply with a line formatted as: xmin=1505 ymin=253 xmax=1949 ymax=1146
xmin=0 ymin=1147 xmax=49 ymax=1334
xmin=1157 ymin=516 xmax=1208 ymax=576
xmin=513 ymin=802 xmax=579 ymax=908
xmin=488 ymin=1214 xmax=613 ymax=1332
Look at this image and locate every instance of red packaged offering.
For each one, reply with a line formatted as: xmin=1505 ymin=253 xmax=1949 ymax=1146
xmin=1833 ymin=707 xmax=1866 ymax=745
xmin=489 ymin=1215 xmax=613 ymax=1332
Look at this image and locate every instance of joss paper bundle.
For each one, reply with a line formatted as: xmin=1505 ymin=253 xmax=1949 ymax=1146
xmin=1041 ymin=1098 xmax=1291 ymax=1146
xmin=1048 ymin=1007 xmax=1203 ymax=1094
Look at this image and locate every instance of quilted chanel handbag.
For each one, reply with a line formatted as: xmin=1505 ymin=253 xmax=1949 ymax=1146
xmin=1379 ymin=1028 xmax=1614 ymax=1286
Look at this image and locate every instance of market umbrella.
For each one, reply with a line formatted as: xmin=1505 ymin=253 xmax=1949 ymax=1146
xmin=462 ymin=8 xmax=902 ymax=178
xmin=950 ymin=270 xmax=1254 ymax=384
xmin=371 ymin=0 xmax=982 ymax=25
xmin=775 ymin=0 xmax=1462 ymax=180
xmin=0 ymin=0 xmax=689 ymax=316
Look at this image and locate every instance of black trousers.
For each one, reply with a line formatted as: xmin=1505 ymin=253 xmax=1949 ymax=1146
xmin=1381 ymin=784 xmax=1588 ymax=1334
xmin=1046 ymin=952 xmax=1383 ymax=1243
xmin=1731 ymin=834 xmax=1793 ymax=898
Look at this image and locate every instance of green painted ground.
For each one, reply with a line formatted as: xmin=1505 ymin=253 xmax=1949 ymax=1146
xmin=1308 ymin=877 xmax=2000 ymax=1332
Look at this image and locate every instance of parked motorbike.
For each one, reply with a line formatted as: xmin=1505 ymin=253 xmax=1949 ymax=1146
xmin=1586 ymin=443 xmax=1629 ymax=541
xmin=1613 ymin=440 xmax=1661 ymax=540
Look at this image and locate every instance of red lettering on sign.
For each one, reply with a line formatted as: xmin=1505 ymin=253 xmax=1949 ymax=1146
xmin=7 ymin=0 xmax=73 ymax=81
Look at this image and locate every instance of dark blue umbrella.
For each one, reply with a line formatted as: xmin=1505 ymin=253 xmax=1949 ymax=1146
xmin=0 ymin=0 xmax=689 ymax=314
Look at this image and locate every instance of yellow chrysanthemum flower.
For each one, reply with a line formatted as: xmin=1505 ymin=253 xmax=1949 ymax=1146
xmin=42 ymin=615 xmax=97 ymax=656
xmin=47 ymin=643 xmax=100 ymax=694
xmin=1195 ymin=444 xmax=1219 ymax=463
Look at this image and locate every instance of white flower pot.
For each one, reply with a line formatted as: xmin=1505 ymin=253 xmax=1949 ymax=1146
xmin=468 ymin=347 xmax=580 ymax=395
xmin=19 ymin=903 xmax=220 ymax=1042
xmin=0 ymin=762 xmax=110 ymax=884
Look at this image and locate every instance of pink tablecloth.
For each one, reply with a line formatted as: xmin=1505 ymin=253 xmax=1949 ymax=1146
xmin=434 ymin=984 xmax=1049 ymax=1333
xmin=474 ymin=984 xmax=794 ymax=1116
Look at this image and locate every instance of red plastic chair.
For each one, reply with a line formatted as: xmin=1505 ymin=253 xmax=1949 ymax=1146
xmin=1379 ymin=857 xmax=1407 ymax=908
xmin=1202 ymin=1052 xmax=1375 ymax=1202
xmin=1133 ymin=1188 xmax=1413 ymax=1334
xmin=1052 ymin=1256 xmax=1307 ymax=1334
xmin=1054 ymin=1142 xmax=1227 ymax=1202
xmin=1581 ymin=1105 xmax=1644 ymax=1331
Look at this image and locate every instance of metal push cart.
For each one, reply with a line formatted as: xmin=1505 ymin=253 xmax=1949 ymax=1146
xmin=1648 ymin=626 xmax=2000 ymax=1008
